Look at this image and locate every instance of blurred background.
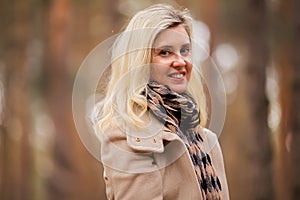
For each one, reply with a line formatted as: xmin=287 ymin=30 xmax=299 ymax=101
xmin=0 ymin=0 xmax=300 ymax=199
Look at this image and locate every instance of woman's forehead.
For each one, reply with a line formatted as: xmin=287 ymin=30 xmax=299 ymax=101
xmin=153 ymin=25 xmax=190 ymax=48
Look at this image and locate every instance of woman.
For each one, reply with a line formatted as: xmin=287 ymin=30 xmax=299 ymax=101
xmin=94 ymin=3 xmax=229 ymax=200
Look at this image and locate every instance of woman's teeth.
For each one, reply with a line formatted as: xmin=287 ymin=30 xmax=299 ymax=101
xmin=170 ymin=73 xmax=183 ymax=78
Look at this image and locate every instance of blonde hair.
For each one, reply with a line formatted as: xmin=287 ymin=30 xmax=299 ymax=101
xmin=95 ymin=4 xmax=207 ymax=132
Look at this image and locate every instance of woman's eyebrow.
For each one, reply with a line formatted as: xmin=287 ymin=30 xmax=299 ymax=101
xmin=154 ymin=45 xmax=173 ymax=49
xmin=154 ymin=43 xmax=190 ymax=49
xmin=181 ymin=43 xmax=191 ymax=48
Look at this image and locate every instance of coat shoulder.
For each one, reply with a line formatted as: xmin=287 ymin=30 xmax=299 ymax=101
xmin=100 ymin=123 xmax=165 ymax=153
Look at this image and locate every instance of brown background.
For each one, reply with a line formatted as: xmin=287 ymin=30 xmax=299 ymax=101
xmin=1 ymin=0 xmax=300 ymax=199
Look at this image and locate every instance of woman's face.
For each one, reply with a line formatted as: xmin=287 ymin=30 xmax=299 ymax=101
xmin=151 ymin=24 xmax=192 ymax=93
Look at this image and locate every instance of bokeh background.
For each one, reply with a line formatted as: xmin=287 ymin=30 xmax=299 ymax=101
xmin=1 ymin=0 xmax=300 ymax=199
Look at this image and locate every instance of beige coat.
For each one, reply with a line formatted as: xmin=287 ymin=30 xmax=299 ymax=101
xmin=100 ymin=117 xmax=230 ymax=200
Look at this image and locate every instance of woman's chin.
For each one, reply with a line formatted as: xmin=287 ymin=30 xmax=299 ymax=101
xmin=169 ymin=84 xmax=187 ymax=94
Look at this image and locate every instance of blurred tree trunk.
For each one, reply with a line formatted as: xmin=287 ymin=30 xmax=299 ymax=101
xmin=289 ymin=0 xmax=300 ymax=198
xmin=274 ymin=1 xmax=293 ymax=199
xmin=0 ymin=0 xmax=32 ymax=200
xmin=244 ymin=0 xmax=274 ymax=199
xmin=275 ymin=0 xmax=300 ymax=199
xmin=276 ymin=44 xmax=292 ymax=200
xmin=44 ymin=0 xmax=85 ymax=199
xmin=44 ymin=0 xmax=106 ymax=199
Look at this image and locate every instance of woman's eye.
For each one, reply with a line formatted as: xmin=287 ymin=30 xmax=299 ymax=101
xmin=159 ymin=50 xmax=171 ymax=56
xmin=180 ymin=47 xmax=190 ymax=56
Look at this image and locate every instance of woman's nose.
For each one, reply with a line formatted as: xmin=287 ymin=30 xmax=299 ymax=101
xmin=172 ymin=53 xmax=186 ymax=68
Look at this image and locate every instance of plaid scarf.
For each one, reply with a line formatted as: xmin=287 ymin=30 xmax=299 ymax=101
xmin=146 ymin=81 xmax=222 ymax=200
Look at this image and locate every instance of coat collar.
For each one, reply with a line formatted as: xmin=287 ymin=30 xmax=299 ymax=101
xmin=125 ymin=113 xmax=183 ymax=153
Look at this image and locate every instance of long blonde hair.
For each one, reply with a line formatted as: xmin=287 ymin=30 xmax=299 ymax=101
xmin=95 ymin=4 xmax=207 ymax=133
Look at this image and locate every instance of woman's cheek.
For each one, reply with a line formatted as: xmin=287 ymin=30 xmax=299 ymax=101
xmin=186 ymin=62 xmax=192 ymax=81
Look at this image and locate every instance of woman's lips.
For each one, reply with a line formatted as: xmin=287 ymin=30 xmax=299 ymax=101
xmin=169 ymin=73 xmax=184 ymax=78
xmin=167 ymin=72 xmax=186 ymax=80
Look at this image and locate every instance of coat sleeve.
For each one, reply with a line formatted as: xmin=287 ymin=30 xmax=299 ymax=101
xmin=204 ymin=129 xmax=230 ymax=200
xmin=100 ymin=128 xmax=163 ymax=200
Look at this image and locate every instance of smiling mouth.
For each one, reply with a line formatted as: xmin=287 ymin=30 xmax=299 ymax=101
xmin=168 ymin=72 xmax=185 ymax=79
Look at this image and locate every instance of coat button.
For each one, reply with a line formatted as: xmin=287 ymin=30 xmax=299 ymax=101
xmin=136 ymin=137 xmax=141 ymax=142
xmin=153 ymin=138 xmax=156 ymax=143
